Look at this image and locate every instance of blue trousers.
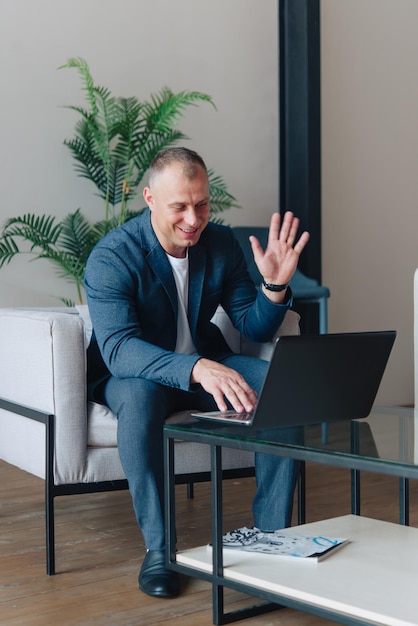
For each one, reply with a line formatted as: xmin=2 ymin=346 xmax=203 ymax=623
xmin=101 ymin=354 xmax=302 ymax=550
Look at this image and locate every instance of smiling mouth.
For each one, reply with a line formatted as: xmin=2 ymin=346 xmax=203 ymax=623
xmin=179 ymin=227 xmax=199 ymax=234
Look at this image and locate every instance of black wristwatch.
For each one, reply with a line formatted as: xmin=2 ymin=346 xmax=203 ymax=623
xmin=262 ymin=279 xmax=288 ymax=292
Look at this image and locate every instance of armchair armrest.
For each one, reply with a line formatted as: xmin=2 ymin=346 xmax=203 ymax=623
xmin=0 ymin=308 xmax=88 ymax=483
xmin=211 ymin=307 xmax=300 ymax=359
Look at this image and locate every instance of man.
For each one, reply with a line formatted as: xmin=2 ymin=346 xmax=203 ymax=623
xmin=85 ymin=147 xmax=310 ymax=598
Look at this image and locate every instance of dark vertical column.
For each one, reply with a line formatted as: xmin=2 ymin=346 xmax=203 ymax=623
xmin=279 ymin=0 xmax=321 ymax=282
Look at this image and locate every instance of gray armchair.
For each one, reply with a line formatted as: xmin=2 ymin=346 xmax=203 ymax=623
xmin=0 ymin=305 xmax=300 ymax=575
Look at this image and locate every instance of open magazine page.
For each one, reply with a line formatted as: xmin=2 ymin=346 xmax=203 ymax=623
xmin=218 ymin=527 xmax=349 ymax=561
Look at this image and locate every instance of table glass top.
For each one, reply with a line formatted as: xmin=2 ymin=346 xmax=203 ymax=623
xmin=165 ymin=405 xmax=418 ymax=471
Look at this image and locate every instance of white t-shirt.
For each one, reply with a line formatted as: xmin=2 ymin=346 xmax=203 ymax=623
xmin=166 ymin=252 xmax=197 ymax=354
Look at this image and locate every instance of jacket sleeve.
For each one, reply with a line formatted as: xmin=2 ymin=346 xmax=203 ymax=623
xmin=85 ymin=244 xmax=201 ymax=392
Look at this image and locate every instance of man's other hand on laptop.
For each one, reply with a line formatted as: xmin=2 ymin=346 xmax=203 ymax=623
xmin=191 ymin=358 xmax=257 ymax=413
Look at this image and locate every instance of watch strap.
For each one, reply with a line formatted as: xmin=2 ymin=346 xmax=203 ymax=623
xmin=262 ymin=279 xmax=288 ymax=292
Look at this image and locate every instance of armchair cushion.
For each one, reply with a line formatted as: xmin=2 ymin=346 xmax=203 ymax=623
xmin=87 ymin=401 xmax=116 ymax=448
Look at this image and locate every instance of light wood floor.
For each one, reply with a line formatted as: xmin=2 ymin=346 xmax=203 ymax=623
xmin=1 ymin=459 xmax=417 ymax=626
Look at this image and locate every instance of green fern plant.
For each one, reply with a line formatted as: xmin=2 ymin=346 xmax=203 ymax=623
xmin=0 ymin=57 xmax=238 ymax=304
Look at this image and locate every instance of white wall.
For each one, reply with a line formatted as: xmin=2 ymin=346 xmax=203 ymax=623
xmin=321 ymin=0 xmax=418 ymax=404
xmin=1 ymin=0 xmax=418 ymax=405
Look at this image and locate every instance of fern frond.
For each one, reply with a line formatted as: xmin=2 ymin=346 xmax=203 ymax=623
xmin=45 ymin=248 xmax=87 ymax=305
xmin=58 ymin=209 xmax=96 ymax=263
xmin=207 ymin=170 xmax=240 ymax=216
xmin=0 ymin=236 xmax=20 ymax=267
xmin=1 ymin=214 xmax=62 ymax=249
xmin=145 ymin=88 xmax=215 ymax=134
xmin=112 ymin=97 xmax=145 ymax=171
xmin=89 ymin=218 xmax=119 ymax=243
xmin=131 ymin=129 xmax=188 ymax=187
xmin=64 ymin=135 xmax=108 ymax=196
xmin=59 ymin=57 xmax=98 ymax=116
xmin=88 ymin=89 xmax=121 ymax=162
xmin=43 ymin=249 xmax=86 ymax=283
xmin=60 ymin=296 xmax=77 ymax=307
xmin=107 ymin=161 xmax=134 ymax=207
xmin=133 ymin=88 xmax=213 ymax=173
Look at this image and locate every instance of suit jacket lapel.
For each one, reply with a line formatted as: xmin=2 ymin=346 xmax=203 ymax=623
xmin=146 ymin=246 xmax=178 ymax=315
xmin=140 ymin=214 xmax=178 ymax=315
xmin=188 ymin=243 xmax=207 ymax=338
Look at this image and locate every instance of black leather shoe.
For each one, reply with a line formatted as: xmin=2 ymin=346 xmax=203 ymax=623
xmin=138 ymin=550 xmax=180 ymax=598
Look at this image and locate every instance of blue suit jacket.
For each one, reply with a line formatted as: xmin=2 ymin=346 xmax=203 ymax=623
xmin=85 ymin=210 xmax=291 ymax=394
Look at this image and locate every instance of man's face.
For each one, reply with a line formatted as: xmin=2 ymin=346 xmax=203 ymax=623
xmin=143 ymin=162 xmax=210 ymax=258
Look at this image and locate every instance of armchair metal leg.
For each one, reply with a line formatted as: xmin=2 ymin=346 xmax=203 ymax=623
xmin=45 ymin=412 xmax=56 ymax=575
xmin=0 ymin=398 xmax=57 ymax=575
xmin=45 ymin=481 xmax=55 ymax=575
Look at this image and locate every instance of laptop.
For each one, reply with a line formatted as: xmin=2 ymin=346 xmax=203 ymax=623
xmin=192 ymin=331 xmax=396 ymax=428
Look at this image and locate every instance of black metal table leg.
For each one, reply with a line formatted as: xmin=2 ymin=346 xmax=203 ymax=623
xmin=164 ymin=435 xmax=176 ymax=564
xmin=350 ymin=421 xmax=361 ymax=515
xmin=400 ymin=477 xmax=409 ymax=526
xmin=211 ymin=444 xmax=225 ymax=625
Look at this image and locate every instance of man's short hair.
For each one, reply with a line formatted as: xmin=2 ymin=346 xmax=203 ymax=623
xmin=148 ymin=147 xmax=207 ymax=186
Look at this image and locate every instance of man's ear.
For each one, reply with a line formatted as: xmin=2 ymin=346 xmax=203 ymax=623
xmin=143 ymin=186 xmax=153 ymax=209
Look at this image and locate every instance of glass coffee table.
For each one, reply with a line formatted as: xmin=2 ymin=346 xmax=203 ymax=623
xmin=164 ymin=405 xmax=418 ymax=625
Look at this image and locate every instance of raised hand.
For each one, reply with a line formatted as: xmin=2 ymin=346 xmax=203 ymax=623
xmin=249 ymin=212 xmax=310 ymax=301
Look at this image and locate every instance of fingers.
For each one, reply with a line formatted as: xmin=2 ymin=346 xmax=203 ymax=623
xmin=191 ymin=359 xmax=257 ymax=413
xmin=282 ymin=217 xmax=300 ymax=247
xmin=212 ymin=389 xmax=228 ymax=413
xmin=267 ymin=212 xmax=281 ymax=245
xmin=294 ymin=230 xmax=310 ymax=255
xmin=268 ymin=211 xmax=297 ymax=241
xmin=249 ymin=234 xmax=266 ymax=271
xmin=225 ymin=379 xmax=257 ymax=413
xmin=213 ymin=372 xmax=257 ymax=413
xmin=249 ymin=234 xmax=263 ymax=257
xmin=269 ymin=211 xmax=309 ymax=254
xmin=278 ymin=211 xmax=299 ymax=242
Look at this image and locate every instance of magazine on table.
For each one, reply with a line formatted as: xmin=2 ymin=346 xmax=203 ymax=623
xmin=209 ymin=527 xmax=350 ymax=562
